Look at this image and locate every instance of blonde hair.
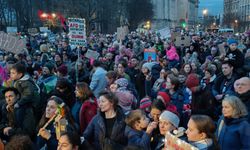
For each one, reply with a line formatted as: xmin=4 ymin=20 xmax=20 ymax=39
xmin=125 ymin=109 xmax=145 ymax=128
xmin=223 ymin=95 xmax=248 ymax=118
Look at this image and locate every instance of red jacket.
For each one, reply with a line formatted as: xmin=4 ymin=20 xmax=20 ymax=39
xmin=79 ymin=98 xmax=98 ymax=133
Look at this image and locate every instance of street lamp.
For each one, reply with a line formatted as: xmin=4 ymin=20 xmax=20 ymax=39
xmin=202 ymin=9 xmax=208 ymax=31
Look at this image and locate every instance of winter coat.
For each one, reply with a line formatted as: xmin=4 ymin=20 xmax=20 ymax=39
xmin=237 ymin=91 xmax=250 ymax=123
xmin=89 ymin=67 xmax=107 ymax=98
xmin=14 ymin=74 xmax=40 ymax=108
xmin=124 ymin=126 xmax=151 ymax=150
xmin=166 ymin=46 xmax=180 ymax=61
xmin=0 ymin=103 xmax=36 ymax=139
xmin=212 ymin=74 xmax=238 ymax=100
xmin=79 ymin=98 xmax=97 ymax=133
xmin=216 ymin=116 xmax=250 ymax=150
xmin=226 ymin=49 xmax=244 ymax=69
xmin=83 ymin=107 xmax=127 ymax=150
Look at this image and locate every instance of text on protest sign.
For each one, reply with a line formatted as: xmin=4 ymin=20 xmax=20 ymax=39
xmin=0 ymin=32 xmax=26 ymax=54
xmin=68 ymin=18 xmax=86 ymax=46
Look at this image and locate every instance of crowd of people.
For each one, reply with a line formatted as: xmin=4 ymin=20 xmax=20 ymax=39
xmin=0 ymin=29 xmax=250 ymax=150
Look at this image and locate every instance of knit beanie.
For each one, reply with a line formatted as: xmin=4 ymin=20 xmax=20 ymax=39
xmin=185 ymin=73 xmax=200 ymax=92
xmin=140 ymin=97 xmax=152 ymax=110
xmin=227 ymin=39 xmax=238 ymax=45
xmin=157 ymin=91 xmax=171 ymax=104
xmin=114 ymin=78 xmax=128 ymax=88
xmin=159 ymin=110 xmax=180 ymax=128
xmin=44 ymin=62 xmax=54 ymax=72
xmin=57 ymin=65 xmax=68 ymax=76
xmin=142 ymin=62 xmax=157 ymax=72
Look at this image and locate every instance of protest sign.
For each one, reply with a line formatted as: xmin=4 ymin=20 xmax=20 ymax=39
xmin=85 ymin=49 xmax=100 ymax=60
xmin=0 ymin=32 xmax=26 ymax=54
xmin=39 ymin=27 xmax=50 ymax=33
xmin=6 ymin=27 xmax=17 ymax=33
xmin=28 ymin=28 xmax=38 ymax=35
xmin=174 ymin=35 xmax=191 ymax=47
xmin=144 ymin=48 xmax=157 ymax=61
xmin=117 ymin=26 xmax=129 ymax=41
xmin=68 ymin=18 xmax=86 ymax=46
xmin=158 ymin=27 xmax=171 ymax=39
xmin=165 ymin=132 xmax=198 ymax=150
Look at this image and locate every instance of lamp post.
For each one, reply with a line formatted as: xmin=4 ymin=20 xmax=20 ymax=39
xmin=202 ymin=9 xmax=208 ymax=31
xmin=234 ymin=19 xmax=238 ymax=32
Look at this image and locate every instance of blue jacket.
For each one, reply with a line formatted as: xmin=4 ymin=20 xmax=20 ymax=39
xmin=83 ymin=107 xmax=127 ymax=150
xmin=216 ymin=116 xmax=250 ymax=150
xmin=89 ymin=67 xmax=107 ymax=98
xmin=124 ymin=126 xmax=151 ymax=150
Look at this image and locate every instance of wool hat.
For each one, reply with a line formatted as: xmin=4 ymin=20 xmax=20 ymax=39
xmin=140 ymin=97 xmax=152 ymax=109
xmin=57 ymin=65 xmax=68 ymax=76
xmin=44 ymin=62 xmax=54 ymax=72
xmin=157 ymin=91 xmax=171 ymax=104
xmin=185 ymin=73 xmax=200 ymax=89
xmin=227 ymin=39 xmax=238 ymax=45
xmin=115 ymin=78 xmax=128 ymax=88
xmin=159 ymin=110 xmax=180 ymax=128
xmin=142 ymin=62 xmax=157 ymax=72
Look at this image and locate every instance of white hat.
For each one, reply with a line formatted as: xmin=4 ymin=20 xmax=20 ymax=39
xmin=159 ymin=110 xmax=180 ymax=128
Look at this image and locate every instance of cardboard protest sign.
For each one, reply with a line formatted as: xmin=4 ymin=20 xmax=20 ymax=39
xmin=174 ymin=36 xmax=191 ymax=47
xmin=117 ymin=26 xmax=129 ymax=41
xmin=68 ymin=18 xmax=86 ymax=46
xmin=85 ymin=49 xmax=100 ymax=60
xmin=144 ymin=48 xmax=157 ymax=61
xmin=165 ymin=132 xmax=198 ymax=150
xmin=158 ymin=27 xmax=171 ymax=39
xmin=0 ymin=32 xmax=26 ymax=54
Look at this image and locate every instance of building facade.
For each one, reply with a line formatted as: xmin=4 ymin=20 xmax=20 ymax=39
xmin=224 ymin=0 xmax=250 ymax=31
xmin=151 ymin=0 xmax=199 ymax=30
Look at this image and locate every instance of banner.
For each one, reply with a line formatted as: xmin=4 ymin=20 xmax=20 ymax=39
xmin=165 ymin=132 xmax=198 ymax=150
xmin=0 ymin=32 xmax=26 ymax=54
xmin=144 ymin=48 xmax=157 ymax=61
xmin=117 ymin=26 xmax=129 ymax=41
xmin=68 ymin=18 xmax=86 ymax=46
xmin=85 ymin=49 xmax=100 ymax=60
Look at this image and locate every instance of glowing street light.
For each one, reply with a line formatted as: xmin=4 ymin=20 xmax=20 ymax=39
xmin=235 ymin=20 xmax=238 ymax=23
xmin=51 ymin=13 xmax=57 ymax=18
xmin=41 ymin=13 xmax=48 ymax=18
xmin=202 ymin=9 xmax=208 ymax=16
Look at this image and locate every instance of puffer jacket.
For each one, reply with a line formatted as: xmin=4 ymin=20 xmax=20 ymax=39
xmin=83 ymin=107 xmax=127 ymax=150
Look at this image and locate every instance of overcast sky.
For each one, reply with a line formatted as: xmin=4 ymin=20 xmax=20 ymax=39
xmin=198 ymin=0 xmax=223 ymax=16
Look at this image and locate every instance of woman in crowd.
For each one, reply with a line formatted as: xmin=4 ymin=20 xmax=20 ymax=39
xmin=37 ymin=96 xmax=76 ymax=150
xmin=186 ymin=115 xmax=219 ymax=150
xmin=216 ymin=96 xmax=250 ymax=150
xmin=83 ymin=91 xmax=127 ymax=150
xmin=71 ymin=82 xmax=97 ymax=133
xmin=57 ymin=132 xmax=81 ymax=150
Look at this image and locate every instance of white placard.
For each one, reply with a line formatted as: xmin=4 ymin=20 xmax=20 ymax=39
xmin=0 ymin=32 xmax=26 ymax=54
xmin=6 ymin=27 xmax=17 ymax=33
xmin=68 ymin=18 xmax=86 ymax=46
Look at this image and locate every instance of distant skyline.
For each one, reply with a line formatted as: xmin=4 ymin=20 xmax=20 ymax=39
xmin=198 ymin=0 xmax=223 ymax=16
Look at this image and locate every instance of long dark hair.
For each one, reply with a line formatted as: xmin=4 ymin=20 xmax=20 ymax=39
xmin=190 ymin=115 xmax=219 ymax=150
xmin=37 ymin=96 xmax=76 ymax=130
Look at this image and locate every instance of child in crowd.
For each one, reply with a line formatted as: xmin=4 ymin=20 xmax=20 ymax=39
xmin=125 ymin=109 xmax=158 ymax=150
xmin=151 ymin=110 xmax=180 ymax=150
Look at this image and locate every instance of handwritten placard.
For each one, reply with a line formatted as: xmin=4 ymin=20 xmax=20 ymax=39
xmin=85 ymin=49 xmax=100 ymax=60
xmin=0 ymin=32 xmax=26 ymax=54
xmin=68 ymin=18 xmax=86 ymax=46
